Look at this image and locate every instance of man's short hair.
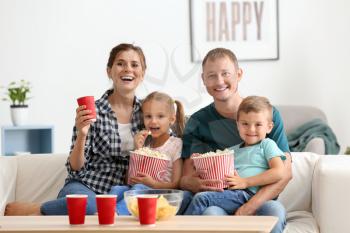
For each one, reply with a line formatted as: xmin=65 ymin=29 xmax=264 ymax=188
xmin=202 ymin=48 xmax=239 ymax=69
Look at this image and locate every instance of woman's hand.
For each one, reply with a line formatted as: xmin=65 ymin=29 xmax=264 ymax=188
xmin=129 ymin=172 xmax=156 ymax=187
xmin=134 ymin=130 xmax=150 ymax=149
xmin=75 ymin=105 xmax=95 ymax=136
xmin=226 ymin=170 xmax=248 ymax=190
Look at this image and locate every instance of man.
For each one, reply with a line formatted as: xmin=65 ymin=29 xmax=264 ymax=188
xmin=180 ymin=48 xmax=292 ymax=233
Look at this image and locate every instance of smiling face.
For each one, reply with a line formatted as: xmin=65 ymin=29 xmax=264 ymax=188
xmin=142 ymin=99 xmax=175 ymax=144
xmin=237 ymin=110 xmax=273 ymax=146
xmin=107 ymin=49 xmax=145 ymax=94
xmin=202 ymin=55 xmax=242 ymax=103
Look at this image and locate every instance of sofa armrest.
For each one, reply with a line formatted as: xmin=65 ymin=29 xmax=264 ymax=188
xmin=304 ymin=138 xmax=325 ymax=154
xmin=312 ymin=155 xmax=350 ymax=233
xmin=0 ymin=156 xmax=18 ymax=215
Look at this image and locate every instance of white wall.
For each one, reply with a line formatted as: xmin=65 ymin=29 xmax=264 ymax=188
xmin=0 ymin=0 xmax=349 ymax=153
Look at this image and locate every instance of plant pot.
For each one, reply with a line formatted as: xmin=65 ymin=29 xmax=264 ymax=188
xmin=10 ymin=105 xmax=29 ymax=126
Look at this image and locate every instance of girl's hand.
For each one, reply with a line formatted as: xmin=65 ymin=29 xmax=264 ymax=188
xmin=75 ymin=105 xmax=95 ymax=136
xmin=134 ymin=130 xmax=150 ymax=149
xmin=129 ymin=172 xmax=156 ymax=187
xmin=225 ymin=170 xmax=248 ymax=190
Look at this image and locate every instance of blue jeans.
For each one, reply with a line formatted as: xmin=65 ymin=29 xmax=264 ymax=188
xmin=202 ymin=200 xmax=286 ymax=233
xmin=41 ymin=180 xmax=97 ymax=215
xmin=184 ymin=190 xmax=252 ymax=215
xmin=177 ymin=190 xmax=193 ymax=215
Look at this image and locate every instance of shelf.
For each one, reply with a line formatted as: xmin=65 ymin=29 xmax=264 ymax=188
xmin=1 ymin=125 xmax=54 ymax=156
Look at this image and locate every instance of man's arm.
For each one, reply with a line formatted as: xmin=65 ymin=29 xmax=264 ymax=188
xmin=235 ymin=152 xmax=292 ymax=215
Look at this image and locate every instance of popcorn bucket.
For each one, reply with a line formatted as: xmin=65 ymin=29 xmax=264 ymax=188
xmin=192 ymin=152 xmax=234 ymax=189
xmin=128 ymin=152 xmax=171 ymax=185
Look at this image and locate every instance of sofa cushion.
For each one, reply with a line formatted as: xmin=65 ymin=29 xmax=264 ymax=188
xmin=278 ymin=152 xmax=320 ymax=212
xmin=0 ymin=156 xmax=17 ymax=215
xmin=284 ymin=211 xmax=319 ymax=233
xmin=15 ymin=154 xmax=68 ymax=203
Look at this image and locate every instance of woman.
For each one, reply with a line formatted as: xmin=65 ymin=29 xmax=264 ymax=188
xmin=5 ymin=43 xmax=146 ymax=215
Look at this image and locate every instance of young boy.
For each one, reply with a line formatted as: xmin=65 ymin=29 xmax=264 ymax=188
xmin=184 ymin=96 xmax=286 ymax=215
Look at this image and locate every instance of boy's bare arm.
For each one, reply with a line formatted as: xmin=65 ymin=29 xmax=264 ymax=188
xmin=244 ymin=157 xmax=284 ymax=188
xmin=235 ymin=153 xmax=292 ymax=215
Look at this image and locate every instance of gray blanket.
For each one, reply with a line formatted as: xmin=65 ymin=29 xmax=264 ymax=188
xmin=287 ymin=118 xmax=340 ymax=154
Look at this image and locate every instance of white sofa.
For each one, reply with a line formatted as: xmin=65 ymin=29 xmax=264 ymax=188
xmin=1 ymin=152 xmax=349 ymax=233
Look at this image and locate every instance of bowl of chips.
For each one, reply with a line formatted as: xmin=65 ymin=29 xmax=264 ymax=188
xmin=124 ymin=189 xmax=184 ymax=220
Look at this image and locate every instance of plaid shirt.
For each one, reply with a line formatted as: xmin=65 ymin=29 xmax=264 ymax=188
xmin=65 ymin=89 xmax=143 ymax=194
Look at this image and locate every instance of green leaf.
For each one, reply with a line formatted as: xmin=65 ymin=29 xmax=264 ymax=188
xmin=2 ymin=80 xmax=32 ymax=105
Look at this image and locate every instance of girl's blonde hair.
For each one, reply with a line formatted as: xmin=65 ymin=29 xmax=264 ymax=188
xmin=142 ymin=91 xmax=185 ymax=137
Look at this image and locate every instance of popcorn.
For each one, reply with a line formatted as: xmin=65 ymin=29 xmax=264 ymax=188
xmin=133 ymin=147 xmax=169 ymax=159
xmin=191 ymin=149 xmax=232 ymax=158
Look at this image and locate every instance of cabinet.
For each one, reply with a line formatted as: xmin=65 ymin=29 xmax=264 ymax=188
xmin=1 ymin=125 xmax=54 ymax=156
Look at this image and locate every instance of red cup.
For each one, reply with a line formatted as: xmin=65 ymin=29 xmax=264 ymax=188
xmin=137 ymin=195 xmax=157 ymax=226
xmin=96 ymin=195 xmax=117 ymax=225
xmin=77 ymin=96 xmax=96 ymax=120
xmin=66 ymin=194 xmax=88 ymax=225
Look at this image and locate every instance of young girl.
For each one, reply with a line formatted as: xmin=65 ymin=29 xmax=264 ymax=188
xmin=112 ymin=91 xmax=185 ymax=214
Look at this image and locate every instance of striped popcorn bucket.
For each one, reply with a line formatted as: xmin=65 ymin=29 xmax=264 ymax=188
xmin=128 ymin=152 xmax=171 ymax=185
xmin=192 ymin=152 xmax=234 ymax=189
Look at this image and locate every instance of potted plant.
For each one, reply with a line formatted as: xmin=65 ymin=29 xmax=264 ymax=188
xmin=1 ymin=80 xmax=31 ymax=126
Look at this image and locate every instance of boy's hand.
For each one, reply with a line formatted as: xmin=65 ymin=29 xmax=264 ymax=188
xmin=134 ymin=130 xmax=150 ymax=149
xmin=226 ymin=170 xmax=248 ymax=190
xmin=129 ymin=172 xmax=156 ymax=187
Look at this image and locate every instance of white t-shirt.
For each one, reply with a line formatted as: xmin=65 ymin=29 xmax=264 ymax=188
xmin=118 ymin=123 xmax=134 ymax=155
xmin=152 ymin=136 xmax=182 ymax=182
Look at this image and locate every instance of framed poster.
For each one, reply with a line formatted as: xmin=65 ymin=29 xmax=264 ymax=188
xmin=190 ymin=0 xmax=279 ymax=62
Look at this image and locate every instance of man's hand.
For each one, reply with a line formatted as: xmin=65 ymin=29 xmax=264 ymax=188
xmin=234 ymin=202 xmax=257 ymax=216
xmin=181 ymin=170 xmax=224 ymax=193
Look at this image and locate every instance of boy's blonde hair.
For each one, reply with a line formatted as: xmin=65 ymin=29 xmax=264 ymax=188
xmin=237 ymin=96 xmax=273 ymax=121
xmin=142 ymin=91 xmax=185 ymax=137
xmin=202 ymin=48 xmax=239 ymax=70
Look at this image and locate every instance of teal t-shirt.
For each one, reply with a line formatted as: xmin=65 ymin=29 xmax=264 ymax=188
xmin=230 ymin=138 xmax=286 ymax=193
xmin=182 ymin=103 xmax=290 ymax=158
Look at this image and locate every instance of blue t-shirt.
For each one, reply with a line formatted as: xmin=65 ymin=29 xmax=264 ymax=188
xmin=230 ymin=138 xmax=286 ymax=193
xmin=182 ymin=103 xmax=290 ymax=158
